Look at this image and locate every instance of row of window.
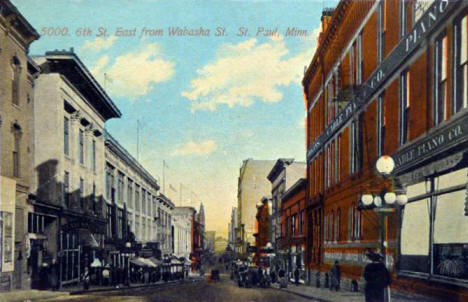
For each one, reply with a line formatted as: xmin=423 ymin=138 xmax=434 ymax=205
xmin=63 ymin=171 xmax=96 ymax=210
xmin=63 ymin=116 xmax=96 ymax=171
xmin=317 ymin=0 xmax=430 ymax=133
xmin=281 ymin=210 xmax=305 ymax=238
xmin=106 ymin=205 xmax=157 ymax=242
xmin=324 ymin=205 xmax=361 ymax=243
xmin=105 ymin=164 xmax=158 ymax=216
xmin=311 ymin=11 xmax=468 ymax=195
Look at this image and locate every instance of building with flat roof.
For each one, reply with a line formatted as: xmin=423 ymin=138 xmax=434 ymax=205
xmin=304 ymin=1 xmax=468 ymax=300
xmin=236 ymin=159 xmax=275 ymax=254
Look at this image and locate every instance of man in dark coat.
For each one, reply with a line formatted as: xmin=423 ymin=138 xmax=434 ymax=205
xmin=294 ymin=268 xmax=300 ymax=285
xmin=363 ymin=251 xmax=391 ymax=302
xmin=329 ymin=260 xmax=341 ymax=291
xmin=49 ymin=259 xmax=59 ymax=290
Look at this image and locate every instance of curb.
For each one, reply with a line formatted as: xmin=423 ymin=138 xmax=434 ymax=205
xmin=272 ymin=285 xmax=332 ymax=302
xmin=69 ymin=278 xmax=201 ymax=295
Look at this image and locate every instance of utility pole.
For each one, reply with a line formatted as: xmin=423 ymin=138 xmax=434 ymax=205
xmin=179 ymin=183 xmax=182 ymax=206
xmin=136 ymin=119 xmax=140 ymax=161
xmin=162 ymin=160 xmax=166 ymax=194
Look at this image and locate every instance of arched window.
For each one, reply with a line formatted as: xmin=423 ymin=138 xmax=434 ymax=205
xmin=12 ymin=123 xmax=22 ymax=177
xmin=324 ymin=214 xmax=328 ymax=241
xmin=335 ymin=208 xmax=341 ymax=242
xmin=348 ymin=206 xmax=354 ymax=241
xmin=354 ymin=204 xmax=361 ymax=240
xmin=11 ymin=56 xmax=21 ymax=105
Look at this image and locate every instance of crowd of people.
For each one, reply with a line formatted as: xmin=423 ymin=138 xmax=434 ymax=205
xmin=36 ymin=257 xmax=191 ymax=291
xmin=226 ymin=249 xmax=391 ymax=302
xmin=230 ymin=263 xmax=272 ymax=288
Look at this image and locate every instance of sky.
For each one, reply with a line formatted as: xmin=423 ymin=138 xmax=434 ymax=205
xmin=13 ymin=0 xmax=339 ymax=237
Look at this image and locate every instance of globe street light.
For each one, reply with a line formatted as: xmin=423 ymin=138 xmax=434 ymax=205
xmin=359 ymin=155 xmax=408 ymax=302
xmin=124 ymin=242 xmax=131 ymax=286
xmin=376 ymin=155 xmax=395 ymax=176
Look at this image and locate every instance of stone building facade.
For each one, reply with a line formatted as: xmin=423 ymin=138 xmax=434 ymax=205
xmin=0 ymin=0 xmax=39 ymax=291
xmin=172 ymin=206 xmax=195 ymax=260
xmin=267 ymin=159 xmax=306 ymax=255
xmin=104 ymin=130 xmax=160 ymax=266
xmin=156 ymin=194 xmax=174 ymax=256
xmin=31 ymin=50 xmax=121 ymax=288
xmin=236 ymin=159 xmax=275 ymax=254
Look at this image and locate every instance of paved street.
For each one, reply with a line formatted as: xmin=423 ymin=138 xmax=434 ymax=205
xmin=36 ymin=276 xmax=314 ymax=302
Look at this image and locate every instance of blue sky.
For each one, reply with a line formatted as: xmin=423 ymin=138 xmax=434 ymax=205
xmin=14 ymin=0 xmax=338 ymax=236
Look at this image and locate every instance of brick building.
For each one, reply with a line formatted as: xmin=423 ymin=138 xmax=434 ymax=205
xmin=253 ymin=197 xmax=270 ymax=265
xmin=280 ymin=178 xmax=306 ymax=281
xmin=0 ymin=0 xmax=39 ymax=290
xmin=303 ymin=1 xmax=468 ymax=300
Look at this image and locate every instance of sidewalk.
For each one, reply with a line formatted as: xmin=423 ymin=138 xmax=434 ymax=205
xmin=0 ymin=289 xmax=68 ymax=302
xmin=0 ymin=278 xmax=202 ymax=302
xmin=272 ymin=283 xmax=442 ymax=302
xmin=66 ymin=277 xmax=201 ymax=294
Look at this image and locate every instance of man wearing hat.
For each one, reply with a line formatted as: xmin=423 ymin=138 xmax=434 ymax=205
xmin=363 ymin=250 xmax=391 ymax=302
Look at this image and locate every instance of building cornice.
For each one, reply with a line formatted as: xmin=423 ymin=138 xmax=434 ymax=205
xmin=281 ymin=178 xmax=306 ymax=203
xmin=33 ymin=50 xmax=122 ymax=120
xmin=302 ymin=0 xmax=350 ymax=95
xmin=0 ymin=0 xmax=39 ymax=47
xmin=267 ymin=158 xmax=294 ymax=182
xmin=104 ymin=130 xmax=160 ymax=191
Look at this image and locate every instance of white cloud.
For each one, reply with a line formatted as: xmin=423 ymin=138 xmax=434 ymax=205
xmin=172 ymin=140 xmax=218 ymax=156
xmin=182 ymin=26 xmax=321 ymax=112
xmin=90 ymin=55 xmax=109 ymax=75
xmin=82 ymin=36 xmax=117 ymax=51
xmin=90 ymin=43 xmax=175 ymax=99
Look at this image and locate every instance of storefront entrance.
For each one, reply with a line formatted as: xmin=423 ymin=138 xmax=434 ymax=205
xmin=59 ymin=232 xmax=80 ymax=286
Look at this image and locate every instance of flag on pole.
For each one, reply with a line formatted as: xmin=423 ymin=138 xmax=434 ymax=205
xmin=163 ymin=160 xmax=169 ymax=169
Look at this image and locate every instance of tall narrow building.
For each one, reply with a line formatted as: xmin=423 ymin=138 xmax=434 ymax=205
xmin=0 ymin=0 xmax=39 ymax=291
xmin=236 ymin=159 xmax=275 ymax=254
xmin=31 ymin=49 xmax=121 ymax=288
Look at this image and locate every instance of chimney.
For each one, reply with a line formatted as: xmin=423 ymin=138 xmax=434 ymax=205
xmin=318 ymin=8 xmax=334 ymax=47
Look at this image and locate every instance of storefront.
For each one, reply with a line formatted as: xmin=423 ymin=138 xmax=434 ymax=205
xmin=59 ymin=215 xmax=106 ymax=287
xmin=399 ymin=159 xmax=468 ymax=283
xmin=0 ymin=177 xmax=16 ymax=291
xmin=394 ymin=113 xmax=468 ymax=298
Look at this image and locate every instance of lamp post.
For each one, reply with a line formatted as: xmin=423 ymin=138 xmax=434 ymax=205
xmin=360 ymin=155 xmax=408 ymax=302
xmin=124 ymin=241 xmax=131 ymax=286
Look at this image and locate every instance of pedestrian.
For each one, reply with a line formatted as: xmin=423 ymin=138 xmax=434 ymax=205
xmin=363 ymin=250 xmax=391 ymax=302
xmin=270 ymin=269 xmax=277 ymax=284
xmin=329 ymin=260 xmax=341 ymax=291
xmin=49 ymin=258 xmax=58 ymax=291
xmin=39 ymin=262 xmax=49 ymax=290
xmin=102 ymin=264 xmax=110 ymax=286
xmin=82 ymin=267 xmax=90 ymax=291
xmin=294 ymin=267 xmax=300 ymax=286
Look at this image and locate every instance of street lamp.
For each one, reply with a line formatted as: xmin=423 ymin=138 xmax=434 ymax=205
xmin=359 ymin=155 xmax=407 ymax=302
xmin=124 ymin=241 xmax=132 ymax=286
xmin=360 ymin=156 xmax=408 ymax=209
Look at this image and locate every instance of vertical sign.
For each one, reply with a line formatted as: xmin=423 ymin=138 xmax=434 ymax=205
xmin=0 ymin=176 xmax=16 ymax=272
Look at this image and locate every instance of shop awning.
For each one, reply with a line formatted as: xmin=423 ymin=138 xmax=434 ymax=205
xmin=149 ymin=257 xmax=161 ymax=266
xmin=28 ymin=233 xmax=47 ymax=240
xmin=141 ymin=258 xmax=157 ymax=267
xmin=79 ymin=230 xmax=99 ymax=248
xmin=130 ymin=257 xmax=147 ymax=267
xmin=90 ymin=258 xmax=102 ymax=267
